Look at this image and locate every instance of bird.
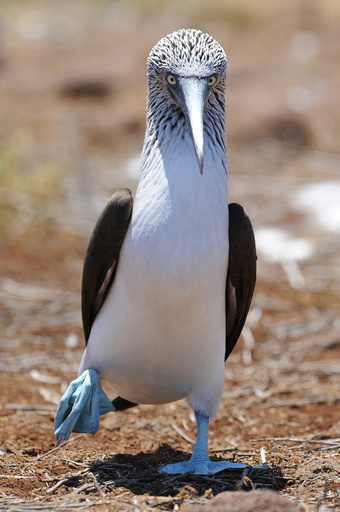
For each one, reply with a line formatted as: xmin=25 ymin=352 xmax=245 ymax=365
xmin=54 ymin=28 xmax=257 ymax=475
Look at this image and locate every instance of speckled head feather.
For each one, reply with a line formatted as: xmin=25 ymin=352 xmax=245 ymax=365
xmin=145 ymin=29 xmax=228 ymax=124
xmin=142 ymin=29 xmax=228 ymax=172
xmin=148 ymin=29 xmax=227 ymax=78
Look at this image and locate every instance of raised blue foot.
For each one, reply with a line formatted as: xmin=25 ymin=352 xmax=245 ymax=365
xmin=159 ymin=411 xmax=266 ymax=475
xmin=54 ymin=369 xmax=114 ymax=445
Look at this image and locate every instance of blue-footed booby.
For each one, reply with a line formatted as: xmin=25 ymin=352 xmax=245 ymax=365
xmin=55 ymin=29 xmax=257 ymax=475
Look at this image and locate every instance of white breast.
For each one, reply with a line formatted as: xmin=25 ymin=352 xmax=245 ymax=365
xmin=79 ymin=141 xmax=229 ymax=418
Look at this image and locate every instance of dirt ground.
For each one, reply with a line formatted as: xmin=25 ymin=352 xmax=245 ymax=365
xmin=0 ymin=1 xmax=339 ymax=511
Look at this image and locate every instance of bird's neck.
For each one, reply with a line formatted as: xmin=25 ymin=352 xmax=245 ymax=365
xmin=133 ymin=102 xmax=228 ymax=245
xmin=141 ymin=97 xmax=227 ymax=182
xmin=129 ymin=97 xmax=229 ymax=290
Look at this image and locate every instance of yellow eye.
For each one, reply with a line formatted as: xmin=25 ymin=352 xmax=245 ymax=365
xmin=166 ymin=74 xmax=177 ymax=86
xmin=208 ymin=75 xmax=217 ymax=87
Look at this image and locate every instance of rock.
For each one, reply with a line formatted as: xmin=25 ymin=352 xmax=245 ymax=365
xmin=186 ymin=490 xmax=298 ymax=512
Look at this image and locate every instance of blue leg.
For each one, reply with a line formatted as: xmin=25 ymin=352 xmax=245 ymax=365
xmin=160 ymin=411 xmax=256 ymax=475
xmin=54 ymin=369 xmax=114 ymax=445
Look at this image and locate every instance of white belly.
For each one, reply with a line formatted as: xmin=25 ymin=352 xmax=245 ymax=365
xmin=80 ymin=261 xmax=226 ymax=406
xmin=80 ymin=147 xmax=229 ymax=418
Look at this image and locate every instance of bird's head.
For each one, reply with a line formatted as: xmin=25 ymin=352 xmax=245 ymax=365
xmin=147 ymin=29 xmax=227 ymax=174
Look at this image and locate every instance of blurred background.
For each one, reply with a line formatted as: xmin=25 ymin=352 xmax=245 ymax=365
xmin=0 ymin=0 xmax=340 ymax=506
xmin=1 ymin=0 xmax=340 ymax=289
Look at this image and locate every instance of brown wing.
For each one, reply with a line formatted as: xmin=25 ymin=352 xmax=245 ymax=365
xmin=225 ymin=203 xmax=257 ymax=361
xmin=81 ymin=188 xmax=133 ymax=343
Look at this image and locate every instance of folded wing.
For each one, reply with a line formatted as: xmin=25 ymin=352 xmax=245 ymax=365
xmin=225 ymin=203 xmax=256 ymax=361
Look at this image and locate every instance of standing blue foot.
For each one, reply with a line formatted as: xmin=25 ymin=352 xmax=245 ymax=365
xmin=160 ymin=456 xmax=248 ymax=475
xmin=54 ymin=369 xmax=114 ymax=445
xmin=159 ymin=412 xmax=265 ymax=475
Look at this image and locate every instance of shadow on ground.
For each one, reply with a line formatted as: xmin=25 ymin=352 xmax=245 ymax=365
xmin=85 ymin=445 xmax=287 ymax=497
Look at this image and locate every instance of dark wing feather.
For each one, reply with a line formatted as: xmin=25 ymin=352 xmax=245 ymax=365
xmin=81 ymin=188 xmax=137 ymax=412
xmin=81 ymin=188 xmax=133 ymax=343
xmin=225 ymin=203 xmax=257 ymax=361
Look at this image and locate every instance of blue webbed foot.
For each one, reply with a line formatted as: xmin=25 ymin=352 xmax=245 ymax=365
xmin=159 ymin=411 xmax=268 ymax=475
xmin=54 ymin=369 xmax=114 ymax=445
xmin=160 ymin=457 xmax=248 ymax=475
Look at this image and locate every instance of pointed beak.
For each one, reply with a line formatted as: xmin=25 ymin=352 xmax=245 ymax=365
xmin=174 ymin=77 xmax=209 ymax=174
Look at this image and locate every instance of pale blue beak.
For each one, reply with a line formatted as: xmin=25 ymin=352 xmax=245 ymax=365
xmin=172 ymin=77 xmax=209 ymax=174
